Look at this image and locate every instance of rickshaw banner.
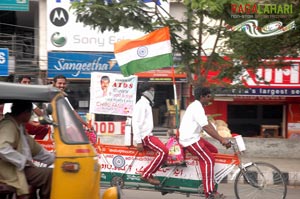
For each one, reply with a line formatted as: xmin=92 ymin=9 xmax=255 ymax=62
xmin=89 ymin=72 xmax=137 ymax=116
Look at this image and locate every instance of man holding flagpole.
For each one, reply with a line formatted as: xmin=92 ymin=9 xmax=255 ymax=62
xmin=114 ymin=27 xmax=173 ymax=185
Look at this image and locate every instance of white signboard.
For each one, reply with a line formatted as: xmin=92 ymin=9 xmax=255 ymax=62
xmin=89 ymin=72 xmax=137 ymax=116
xmin=47 ymin=0 xmax=146 ymax=51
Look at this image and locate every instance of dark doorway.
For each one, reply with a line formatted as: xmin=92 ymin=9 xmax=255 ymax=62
xmin=227 ymin=104 xmax=283 ymax=137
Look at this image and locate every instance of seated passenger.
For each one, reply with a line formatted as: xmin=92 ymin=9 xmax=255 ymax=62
xmin=3 ymin=102 xmax=49 ymax=140
xmin=3 ymin=75 xmax=49 ymax=140
xmin=0 ymin=101 xmax=54 ymax=199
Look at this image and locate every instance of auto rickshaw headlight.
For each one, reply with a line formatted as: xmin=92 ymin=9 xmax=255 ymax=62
xmin=102 ymin=186 xmax=120 ymax=199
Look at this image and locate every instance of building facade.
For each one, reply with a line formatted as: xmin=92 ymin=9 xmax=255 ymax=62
xmin=1 ymin=1 xmax=299 ymax=138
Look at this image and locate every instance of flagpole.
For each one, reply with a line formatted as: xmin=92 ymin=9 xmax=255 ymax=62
xmin=171 ymin=65 xmax=179 ymax=134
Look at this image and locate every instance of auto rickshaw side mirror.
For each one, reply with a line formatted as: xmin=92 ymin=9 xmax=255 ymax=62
xmin=102 ymin=186 xmax=121 ymax=199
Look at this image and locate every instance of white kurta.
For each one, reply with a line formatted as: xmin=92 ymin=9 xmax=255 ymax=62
xmin=132 ymin=96 xmax=153 ymax=144
xmin=179 ymin=100 xmax=208 ymax=147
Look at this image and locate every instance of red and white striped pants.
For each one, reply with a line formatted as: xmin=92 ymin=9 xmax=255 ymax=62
xmin=141 ymin=136 xmax=168 ymax=178
xmin=186 ymin=138 xmax=218 ymax=195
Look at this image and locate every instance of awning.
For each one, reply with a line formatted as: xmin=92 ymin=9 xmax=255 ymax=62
xmin=136 ymin=68 xmax=187 ymax=82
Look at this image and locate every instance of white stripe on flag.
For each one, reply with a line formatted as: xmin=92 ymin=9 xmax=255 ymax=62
xmin=115 ymin=40 xmax=172 ymax=66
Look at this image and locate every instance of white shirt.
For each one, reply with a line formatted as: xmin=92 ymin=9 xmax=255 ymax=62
xmin=132 ymin=96 xmax=153 ymax=144
xmin=179 ymin=100 xmax=208 ymax=147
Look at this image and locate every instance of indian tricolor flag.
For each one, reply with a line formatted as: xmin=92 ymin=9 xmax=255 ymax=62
xmin=114 ymin=27 xmax=173 ymax=77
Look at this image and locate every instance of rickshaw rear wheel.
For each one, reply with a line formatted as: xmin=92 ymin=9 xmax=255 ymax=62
xmin=234 ymin=162 xmax=287 ymax=199
xmin=110 ymin=176 xmax=124 ymax=188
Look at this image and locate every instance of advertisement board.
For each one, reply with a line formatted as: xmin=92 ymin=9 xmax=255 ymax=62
xmin=211 ymin=58 xmax=300 ymax=97
xmin=47 ymin=0 xmax=145 ymax=51
xmin=0 ymin=0 xmax=29 ymax=11
xmin=89 ymin=72 xmax=138 ymax=116
xmin=48 ymin=52 xmax=120 ymax=78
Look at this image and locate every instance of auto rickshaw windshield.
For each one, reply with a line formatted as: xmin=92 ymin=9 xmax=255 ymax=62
xmin=56 ymin=97 xmax=89 ymax=144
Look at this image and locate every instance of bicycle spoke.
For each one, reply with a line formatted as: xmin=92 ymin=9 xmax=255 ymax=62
xmin=234 ymin=162 xmax=287 ymax=199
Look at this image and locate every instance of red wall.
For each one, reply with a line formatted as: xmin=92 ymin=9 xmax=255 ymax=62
xmin=204 ymin=101 xmax=228 ymax=122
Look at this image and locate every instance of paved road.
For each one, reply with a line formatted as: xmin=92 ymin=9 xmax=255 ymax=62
xmin=101 ymin=184 xmax=300 ymax=199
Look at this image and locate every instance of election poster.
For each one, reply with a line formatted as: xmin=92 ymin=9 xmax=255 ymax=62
xmin=89 ymin=72 xmax=138 ymax=116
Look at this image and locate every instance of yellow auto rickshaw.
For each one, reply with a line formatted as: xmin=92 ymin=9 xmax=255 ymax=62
xmin=0 ymin=82 xmax=119 ymax=199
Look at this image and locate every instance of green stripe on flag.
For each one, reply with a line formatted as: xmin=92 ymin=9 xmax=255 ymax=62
xmin=120 ymin=53 xmax=173 ymax=76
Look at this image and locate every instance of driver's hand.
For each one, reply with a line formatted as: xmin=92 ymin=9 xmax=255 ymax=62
xmin=136 ymin=143 xmax=144 ymax=152
xmin=221 ymin=139 xmax=232 ymax=149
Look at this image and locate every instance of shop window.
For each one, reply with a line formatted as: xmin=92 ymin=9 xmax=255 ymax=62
xmin=228 ymin=105 xmax=257 ymax=119
xmin=66 ymin=82 xmax=90 ymax=112
xmin=263 ymin=105 xmax=282 ymax=119
xmin=227 ymin=105 xmax=283 ymax=137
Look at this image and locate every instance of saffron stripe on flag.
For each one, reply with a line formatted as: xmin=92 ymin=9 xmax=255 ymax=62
xmin=114 ymin=27 xmax=170 ymax=53
xmin=120 ymin=54 xmax=173 ymax=77
xmin=115 ymin=40 xmax=171 ymax=66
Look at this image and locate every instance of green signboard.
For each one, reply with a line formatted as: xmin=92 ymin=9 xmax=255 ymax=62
xmin=0 ymin=0 xmax=29 ymax=11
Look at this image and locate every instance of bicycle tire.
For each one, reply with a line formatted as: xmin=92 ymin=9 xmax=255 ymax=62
xmin=234 ymin=162 xmax=287 ymax=199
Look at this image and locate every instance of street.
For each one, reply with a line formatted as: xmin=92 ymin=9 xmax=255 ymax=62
xmin=101 ymin=184 xmax=300 ymax=199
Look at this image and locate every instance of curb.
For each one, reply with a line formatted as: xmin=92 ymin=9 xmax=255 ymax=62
xmin=219 ymin=171 xmax=300 ymax=186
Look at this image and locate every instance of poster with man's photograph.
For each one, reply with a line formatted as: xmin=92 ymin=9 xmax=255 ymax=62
xmin=89 ymin=72 xmax=138 ymax=116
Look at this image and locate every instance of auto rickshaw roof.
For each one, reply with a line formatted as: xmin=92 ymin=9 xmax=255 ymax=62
xmin=0 ymin=82 xmax=64 ymax=103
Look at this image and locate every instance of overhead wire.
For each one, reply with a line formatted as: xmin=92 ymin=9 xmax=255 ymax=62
xmin=0 ymin=22 xmax=38 ymax=30
xmin=0 ymin=26 xmax=117 ymax=61
xmin=1 ymin=26 xmax=118 ymax=79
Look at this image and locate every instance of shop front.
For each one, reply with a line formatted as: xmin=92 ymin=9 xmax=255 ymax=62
xmin=135 ymin=69 xmax=187 ymax=128
xmin=204 ymin=59 xmax=300 ymax=139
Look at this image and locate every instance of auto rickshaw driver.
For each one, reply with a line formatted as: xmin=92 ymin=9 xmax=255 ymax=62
xmin=0 ymin=81 xmax=120 ymax=199
xmin=0 ymin=101 xmax=54 ymax=199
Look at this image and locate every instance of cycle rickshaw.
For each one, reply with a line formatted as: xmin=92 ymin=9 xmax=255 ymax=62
xmin=94 ymin=133 xmax=287 ymax=199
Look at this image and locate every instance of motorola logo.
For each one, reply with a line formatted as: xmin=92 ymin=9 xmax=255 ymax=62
xmin=50 ymin=7 xmax=69 ymax=27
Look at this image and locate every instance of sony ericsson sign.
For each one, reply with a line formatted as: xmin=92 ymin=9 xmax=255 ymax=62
xmin=47 ymin=52 xmax=120 ymax=78
xmin=47 ymin=0 xmax=145 ymax=51
xmin=226 ymin=3 xmax=296 ymax=37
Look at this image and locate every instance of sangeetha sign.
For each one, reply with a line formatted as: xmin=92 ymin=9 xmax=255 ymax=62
xmin=48 ymin=52 xmax=120 ymax=78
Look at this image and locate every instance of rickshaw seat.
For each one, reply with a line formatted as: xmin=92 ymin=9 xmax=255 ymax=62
xmin=0 ymin=183 xmax=36 ymax=199
xmin=0 ymin=183 xmax=16 ymax=199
